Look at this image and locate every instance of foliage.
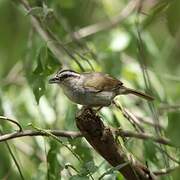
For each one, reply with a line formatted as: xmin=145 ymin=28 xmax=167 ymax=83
xmin=0 ymin=0 xmax=180 ymax=179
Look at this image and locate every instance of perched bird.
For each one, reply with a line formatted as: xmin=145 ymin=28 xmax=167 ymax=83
xmin=49 ymin=69 xmax=154 ymax=107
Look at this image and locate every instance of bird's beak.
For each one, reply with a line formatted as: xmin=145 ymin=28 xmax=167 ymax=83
xmin=48 ymin=77 xmax=60 ymax=84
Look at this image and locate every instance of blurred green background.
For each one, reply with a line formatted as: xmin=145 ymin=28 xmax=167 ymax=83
xmin=0 ymin=0 xmax=180 ymax=179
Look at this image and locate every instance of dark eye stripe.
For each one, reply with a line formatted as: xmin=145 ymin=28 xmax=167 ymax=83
xmin=60 ymin=73 xmax=72 ymax=80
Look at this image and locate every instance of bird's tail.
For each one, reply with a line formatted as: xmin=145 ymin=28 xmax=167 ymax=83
xmin=119 ymin=86 xmax=154 ymax=101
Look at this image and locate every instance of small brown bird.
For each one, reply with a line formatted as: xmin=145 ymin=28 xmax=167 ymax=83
xmin=49 ymin=70 xmax=154 ymax=107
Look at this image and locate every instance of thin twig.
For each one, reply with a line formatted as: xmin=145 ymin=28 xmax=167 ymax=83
xmin=0 ymin=128 xmax=173 ymax=147
xmin=135 ymin=115 xmax=164 ymax=130
xmin=5 ymin=141 xmax=25 ymax=180
xmin=65 ymin=164 xmax=79 ymax=173
xmin=159 ymin=104 xmax=180 ymax=113
xmin=136 ymin=11 xmax=170 ymax=169
xmin=0 ymin=116 xmax=22 ymax=132
xmin=153 ymin=165 xmax=179 ymax=176
xmin=113 ymin=101 xmax=144 ymax=132
xmin=30 ymin=124 xmax=82 ymax=161
xmin=0 ymin=129 xmax=82 ymax=142
xmin=0 ymin=113 xmax=173 ymax=147
xmin=0 ymin=130 xmax=25 ymax=180
xmin=114 ymin=128 xmax=173 ymax=147
xmin=155 ymin=144 xmax=180 ymax=164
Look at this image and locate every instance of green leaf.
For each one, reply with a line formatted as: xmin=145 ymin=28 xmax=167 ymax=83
xmin=143 ymin=140 xmax=158 ymax=163
xmin=33 ymin=49 xmax=44 ymax=75
xmin=166 ymin=112 xmax=180 ymax=147
xmin=166 ymin=0 xmax=180 ymax=36
xmin=80 ymin=161 xmax=97 ymax=176
xmin=30 ymin=74 xmax=46 ymax=104
xmin=47 ymin=140 xmax=61 ymax=180
xmin=29 ymin=45 xmax=60 ymax=104
xmin=99 ymin=162 xmax=129 ymax=180
xmin=37 ymin=45 xmax=60 ymax=76
xmin=26 ymin=7 xmax=44 ymax=16
xmin=68 ymin=138 xmax=93 ymax=162
xmin=30 ymin=48 xmax=46 ymax=103
xmin=42 ymin=3 xmax=54 ymax=19
xmin=69 ymin=175 xmax=88 ymax=180
xmin=44 ymin=49 xmax=61 ymax=76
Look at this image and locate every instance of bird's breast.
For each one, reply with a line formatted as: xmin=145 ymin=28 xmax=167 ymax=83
xmin=61 ymin=84 xmax=115 ymax=106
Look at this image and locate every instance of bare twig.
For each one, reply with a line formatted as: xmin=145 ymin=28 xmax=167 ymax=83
xmin=114 ymin=128 xmax=173 ymax=147
xmin=159 ymin=104 xmax=180 ymax=113
xmin=0 ymin=128 xmax=173 ymax=146
xmin=0 ymin=114 xmax=173 ymax=147
xmin=30 ymin=124 xmax=82 ymax=162
xmin=113 ymin=101 xmax=145 ymax=132
xmin=72 ymin=0 xmax=140 ymax=40
xmin=155 ymin=144 xmax=180 ymax=164
xmin=136 ymin=11 xmax=170 ymax=169
xmin=0 ymin=116 xmax=22 ymax=132
xmin=153 ymin=165 xmax=179 ymax=176
xmin=0 ymin=129 xmax=82 ymax=142
xmin=0 ymin=130 xmax=25 ymax=180
xmin=135 ymin=115 xmax=164 ymax=129
xmin=1 ymin=62 xmax=25 ymax=86
xmin=5 ymin=141 xmax=25 ymax=180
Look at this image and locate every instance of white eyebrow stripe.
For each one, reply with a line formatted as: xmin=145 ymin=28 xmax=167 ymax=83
xmin=58 ymin=71 xmax=80 ymax=79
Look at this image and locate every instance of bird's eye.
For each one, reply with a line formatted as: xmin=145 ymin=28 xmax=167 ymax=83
xmin=60 ymin=74 xmax=70 ymax=80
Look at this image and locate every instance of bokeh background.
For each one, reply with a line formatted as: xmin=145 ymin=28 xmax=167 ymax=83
xmin=0 ymin=0 xmax=180 ymax=179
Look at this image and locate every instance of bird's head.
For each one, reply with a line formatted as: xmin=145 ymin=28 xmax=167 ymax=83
xmin=49 ymin=69 xmax=80 ymax=85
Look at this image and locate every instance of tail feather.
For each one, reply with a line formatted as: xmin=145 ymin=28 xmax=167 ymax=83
xmin=120 ymin=86 xmax=154 ymax=101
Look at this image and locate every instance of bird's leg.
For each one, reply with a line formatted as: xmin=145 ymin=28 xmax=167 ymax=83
xmin=96 ymin=106 xmax=103 ymax=112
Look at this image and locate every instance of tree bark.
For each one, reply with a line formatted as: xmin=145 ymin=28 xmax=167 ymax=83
xmin=76 ymin=108 xmax=156 ymax=180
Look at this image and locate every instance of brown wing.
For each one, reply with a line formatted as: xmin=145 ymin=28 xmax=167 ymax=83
xmin=82 ymin=72 xmax=123 ymax=92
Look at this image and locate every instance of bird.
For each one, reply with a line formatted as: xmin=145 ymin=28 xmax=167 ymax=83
xmin=49 ymin=69 xmax=154 ymax=107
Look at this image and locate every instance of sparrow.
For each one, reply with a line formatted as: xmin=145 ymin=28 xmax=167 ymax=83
xmin=49 ymin=69 xmax=154 ymax=107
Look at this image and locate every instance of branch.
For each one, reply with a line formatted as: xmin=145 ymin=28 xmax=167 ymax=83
xmin=71 ymin=0 xmax=140 ymax=40
xmin=0 ymin=130 xmax=82 ymax=142
xmin=114 ymin=128 xmax=173 ymax=147
xmin=0 ymin=117 xmax=172 ymax=146
xmin=0 ymin=116 xmax=177 ymax=178
xmin=76 ymin=108 xmax=156 ymax=180
xmin=153 ymin=165 xmax=179 ymax=176
xmin=0 ymin=116 xmax=22 ymax=132
xmin=136 ymin=115 xmax=164 ymax=130
xmin=113 ymin=101 xmax=145 ymax=132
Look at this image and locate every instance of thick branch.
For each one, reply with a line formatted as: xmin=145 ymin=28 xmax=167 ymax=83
xmin=75 ymin=108 xmax=156 ymax=180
